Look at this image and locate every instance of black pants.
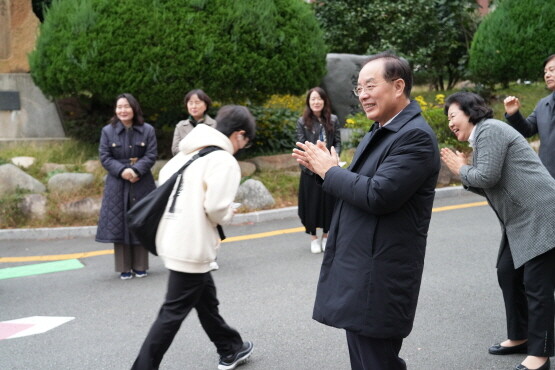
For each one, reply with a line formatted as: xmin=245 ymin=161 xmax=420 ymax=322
xmin=497 ymin=246 xmax=555 ymax=356
xmin=346 ymin=331 xmax=406 ymax=370
xmin=132 ymin=270 xmax=243 ymax=370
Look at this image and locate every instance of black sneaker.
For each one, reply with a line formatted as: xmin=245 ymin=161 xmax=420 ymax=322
xmin=218 ymin=341 xmax=253 ymax=370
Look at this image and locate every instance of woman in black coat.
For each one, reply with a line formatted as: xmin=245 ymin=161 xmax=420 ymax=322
xmin=296 ymin=87 xmax=341 ymax=254
xmin=95 ymin=93 xmax=157 ymax=280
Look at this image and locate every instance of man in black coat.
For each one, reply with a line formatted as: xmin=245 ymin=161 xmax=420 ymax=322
xmin=504 ymin=54 xmax=555 ymax=179
xmin=293 ymin=51 xmax=440 ymax=370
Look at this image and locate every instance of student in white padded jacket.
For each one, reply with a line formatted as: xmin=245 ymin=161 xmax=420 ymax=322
xmin=132 ymin=106 xmax=256 ymax=370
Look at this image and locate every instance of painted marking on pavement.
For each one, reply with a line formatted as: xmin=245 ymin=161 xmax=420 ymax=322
xmin=432 ymin=201 xmax=488 ymax=213
xmin=0 ymin=249 xmax=112 ymax=263
xmin=0 ymin=259 xmax=83 ymax=280
xmin=0 ymin=316 xmax=75 ymax=340
xmin=0 ymin=201 xmax=489 ymax=264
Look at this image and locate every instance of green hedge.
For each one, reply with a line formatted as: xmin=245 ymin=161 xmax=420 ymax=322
xmin=469 ymin=0 xmax=555 ymax=87
xmin=30 ymin=0 xmax=326 ymax=111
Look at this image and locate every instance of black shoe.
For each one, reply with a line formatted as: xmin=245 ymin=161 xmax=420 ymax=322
xmin=488 ymin=342 xmax=528 ymax=355
xmin=514 ymin=358 xmax=550 ymax=370
xmin=218 ymin=341 xmax=253 ymax=370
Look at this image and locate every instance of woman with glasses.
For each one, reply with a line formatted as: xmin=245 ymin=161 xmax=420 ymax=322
xmin=171 ymin=89 xmax=217 ymax=156
xmin=296 ymin=87 xmax=341 ymax=254
xmin=441 ymin=92 xmax=555 ymax=370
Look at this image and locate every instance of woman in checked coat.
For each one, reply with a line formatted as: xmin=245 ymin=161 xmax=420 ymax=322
xmin=96 ymin=93 xmax=157 ymax=280
xmin=441 ymin=92 xmax=555 ymax=370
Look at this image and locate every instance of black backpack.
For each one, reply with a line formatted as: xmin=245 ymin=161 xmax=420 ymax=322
xmin=127 ymin=146 xmax=224 ymax=255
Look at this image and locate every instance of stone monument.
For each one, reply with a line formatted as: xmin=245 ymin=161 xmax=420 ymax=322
xmin=321 ymin=53 xmax=369 ymax=125
xmin=0 ymin=0 xmax=66 ymax=148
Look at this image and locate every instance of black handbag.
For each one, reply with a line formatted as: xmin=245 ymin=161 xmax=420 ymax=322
xmin=127 ymin=146 xmax=223 ymax=255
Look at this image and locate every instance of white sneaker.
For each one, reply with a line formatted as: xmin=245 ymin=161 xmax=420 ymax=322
xmin=310 ymin=239 xmax=322 ymax=254
xmin=209 ymin=261 xmax=219 ymax=271
xmin=321 ymin=237 xmax=328 ymax=252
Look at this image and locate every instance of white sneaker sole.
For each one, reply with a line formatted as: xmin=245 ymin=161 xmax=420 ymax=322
xmin=218 ymin=344 xmax=253 ymax=370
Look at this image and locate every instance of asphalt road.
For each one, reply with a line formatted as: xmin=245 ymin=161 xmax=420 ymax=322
xmin=0 ymin=193 xmax=550 ymax=370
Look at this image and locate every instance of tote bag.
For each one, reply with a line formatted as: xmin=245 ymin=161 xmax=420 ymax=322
xmin=127 ymin=146 xmax=222 ymax=255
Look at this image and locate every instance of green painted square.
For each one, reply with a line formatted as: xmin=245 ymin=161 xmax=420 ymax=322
xmin=0 ymin=259 xmax=84 ymax=280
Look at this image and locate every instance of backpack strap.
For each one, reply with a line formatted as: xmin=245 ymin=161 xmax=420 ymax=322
xmin=167 ymin=146 xmax=227 ymax=241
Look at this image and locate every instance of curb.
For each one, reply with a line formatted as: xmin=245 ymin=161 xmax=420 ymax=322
xmin=0 ymin=186 xmax=469 ymax=241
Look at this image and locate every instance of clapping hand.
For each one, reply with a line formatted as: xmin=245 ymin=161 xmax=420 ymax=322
xmin=440 ymin=148 xmax=467 ymax=176
xmin=292 ymin=140 xmax=339 ymax=179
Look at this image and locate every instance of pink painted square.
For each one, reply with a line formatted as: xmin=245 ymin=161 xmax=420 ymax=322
xmin=0 ymin=323 xmax=34 ymax=340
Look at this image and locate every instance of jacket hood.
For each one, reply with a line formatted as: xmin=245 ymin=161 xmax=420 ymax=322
xmin=179 ymin=124 xmax=234 ymax=155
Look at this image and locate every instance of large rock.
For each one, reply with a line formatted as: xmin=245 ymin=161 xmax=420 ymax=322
xmin=0 ymin=74 xmax=65 ymax=139
xmin=151 ymin=160 xmax=168 ymax=177
xmin=48 ymin=173 xmax=94 ymax=193
xmin=0 ymin=163 xmax=45 ymax=195
xmin=11 ymin=156 xmax=35 ymax=168
xmin=437 ymin=161 xmax=459 ymax=186
xmin=321 ymin=53 xmax=369 ymax=124
xmin=83 ymin=160 xmax=102 ymax=173
xmin=238 ymin=161 xmax=256 ymax=177
xmin=60 ymin=197 xmax=101 ymax=217
xmin=235 ymin=179 xmax=275 ymax=210
xmin=19 ymin=193 xmax=47 ymax=219
xmin=0 ymin=0 xmax=40 ymax=73
xmin=247 ymin=154 xmax=298 ymax=172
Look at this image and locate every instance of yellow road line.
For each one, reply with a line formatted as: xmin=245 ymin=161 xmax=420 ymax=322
xmin=1 ymin=201 xmax=488 ymax=263
xmin=0 ymin=249 xmax=113 ymax=263
xmin=222 ymin=227 xmax=305 ymax=243
xmin=432 ymin=201 xmax=488 ymax=212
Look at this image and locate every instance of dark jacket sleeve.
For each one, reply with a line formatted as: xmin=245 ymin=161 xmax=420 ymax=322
xmin=505 ymin=108 xmax=539 ymax=138
xmin=332 ymin=115 xmax=342 ymax=155
xmin=132 ymin=124 xmax=157 ymax=176
xmin=99 ymin=126 xmax=126 ymax=178
xmin=322 ymin=129 xmax=437 ymax=215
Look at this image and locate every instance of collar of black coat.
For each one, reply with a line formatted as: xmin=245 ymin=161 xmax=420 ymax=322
xmin=374 ymin=100 xmax=423 ymax=133
xmin=115 ymin=120 xmax=146 ymax=135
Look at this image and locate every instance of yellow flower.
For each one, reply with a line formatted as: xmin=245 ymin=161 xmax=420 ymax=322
xmin=435 ymin=94 xmax=445 ymax=105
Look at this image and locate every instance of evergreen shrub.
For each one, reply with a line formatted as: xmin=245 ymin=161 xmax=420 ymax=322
xmin=29 ymin=0 xmax=327 ymax=156
xmin=469 ymin=0 xmax=555 ymax=87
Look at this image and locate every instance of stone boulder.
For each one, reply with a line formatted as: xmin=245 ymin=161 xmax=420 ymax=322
xmin=437 ymin=161 xmax=460 ymax=186
xmin=0 ymin=163 xmax=46 ymax=195
xmin=321 ymin=53 xmax=369 ymax=124
xmin=19 ymin=193 xmax=47 ymax=219
xmin=11 ymin=156 xmax=35 ymax=168
xmin=235 ymin=179 xmax=275 ymax=210
xmin=247 ymin=154 xmax=298 ymax=172
xmin=60 ymin=197 xmax=101 ymax=217
xmin=83 ymin=160 xmax=102 ymax=173
xmin=238 ymin=161 xmax=256 ymax=177
xmin=0 ymin=0 xmax=40 ymax=73
xmin=48 ymin=173 xmax=94 ymax=193
xmin=151 ymin=160 xmax=168 ymax=177
xmin=41 ymin=163 xmax=67 ymax=174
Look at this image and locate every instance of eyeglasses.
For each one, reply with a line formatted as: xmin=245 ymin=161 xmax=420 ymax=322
xmin=239 ymin=134 xmax=252 ymax=149
xmin=352 ymin=79 xmax=398 ymax=97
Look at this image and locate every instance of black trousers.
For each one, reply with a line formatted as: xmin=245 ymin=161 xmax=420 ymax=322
xmin=132 ymin=270 xmax=243 ymax=370
xmin=497 ymin=245 xmax=555 ymax=356
xmin=346 ymin=331 xmax=406 ymax=370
